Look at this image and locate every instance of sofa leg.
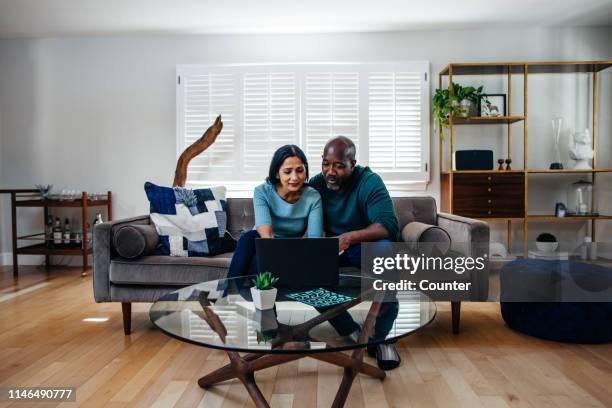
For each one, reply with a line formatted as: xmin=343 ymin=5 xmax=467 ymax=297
xmin=451 ymin=301 xmax=461 ymax=334
xmin=122 ymin=302 xmax=132 ymax=335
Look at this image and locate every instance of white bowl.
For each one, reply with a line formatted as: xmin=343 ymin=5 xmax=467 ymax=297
xmin=536 ymin=241 xmax=558 ymax=253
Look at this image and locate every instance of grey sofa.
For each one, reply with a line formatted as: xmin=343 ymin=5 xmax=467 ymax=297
xmin=93 ymin=197 xmax=489 ymax=335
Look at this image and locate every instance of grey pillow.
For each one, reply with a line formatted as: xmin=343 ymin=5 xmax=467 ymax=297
xmin=113 ymin=224 xmax=159 ymax=259
xmin=401 ymin=221 xmax=451 ymax=255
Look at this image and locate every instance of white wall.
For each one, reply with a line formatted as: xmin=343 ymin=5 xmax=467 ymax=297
xmin=1 ymin=26 xmax=612 ymax=259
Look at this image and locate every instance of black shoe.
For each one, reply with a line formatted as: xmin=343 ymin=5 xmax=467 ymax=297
xmin=374 ymin=344 xmax=401 ymax=370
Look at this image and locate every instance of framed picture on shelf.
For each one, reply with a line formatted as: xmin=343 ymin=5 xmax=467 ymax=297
xmin=479 ymin=94 xmax=506 ymax=117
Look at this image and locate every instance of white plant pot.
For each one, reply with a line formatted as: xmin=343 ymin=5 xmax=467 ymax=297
xmin=459 ymin=99 xmax=477 ymax=117
xmin=251 ymin=287 xmax=277 ymax=310
xmin=536 ymin=241 xmax=558 ymax=253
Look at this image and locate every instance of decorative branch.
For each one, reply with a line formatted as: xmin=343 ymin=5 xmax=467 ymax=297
xmin=173 ymin=115 xmax=223 ymax=187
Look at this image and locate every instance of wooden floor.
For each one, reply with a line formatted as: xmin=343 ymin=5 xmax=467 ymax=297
xmin=1 ymin=266 xmax=612 ymax=408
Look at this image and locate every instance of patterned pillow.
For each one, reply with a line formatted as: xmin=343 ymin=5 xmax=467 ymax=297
xmin=144 ymin=182 xmax=236 ymax=256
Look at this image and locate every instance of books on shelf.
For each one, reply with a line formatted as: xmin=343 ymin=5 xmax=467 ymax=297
xmin=528 ymin=250 xmax=569 ymax=260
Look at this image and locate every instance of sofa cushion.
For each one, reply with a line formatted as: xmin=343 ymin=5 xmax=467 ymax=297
xmin=113 ymin=224 xmax=159 ymax=259
xmin=401 ymin=221 xmax=451 ymax=255
xmin=225 ymin=198 xmax=256 ymax=239
xmin=144 ymin=182 xmax=236 ymax=256
xmin=110 ymin=254 xmax=234 ymax=285
xmin=109 ymin=254 xmax=361 ymax=286
xmin=392 ymin=197 xmax=437 ymax=228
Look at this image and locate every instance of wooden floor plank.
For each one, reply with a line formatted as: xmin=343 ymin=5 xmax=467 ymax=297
xmin=1 ymin=267 xmax=612 ymax=408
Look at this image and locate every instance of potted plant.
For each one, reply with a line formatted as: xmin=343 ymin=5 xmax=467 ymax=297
xmin=433 ymin=83 xmax=486 ymax=132
xmin=251 ymin=271 xmax=279 ymax=310
xmin=536 ymin=233 xmax=558 ymax=253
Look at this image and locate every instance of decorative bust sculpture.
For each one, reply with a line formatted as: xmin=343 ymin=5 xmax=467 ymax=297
xmin=568 ymin=129 xmax=593 ymax=169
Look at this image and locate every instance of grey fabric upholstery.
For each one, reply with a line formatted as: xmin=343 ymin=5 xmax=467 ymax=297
xmin=392 ymin=196 xmax=437 ymax=227
xmin=93 ymin=214 xmax=150 ymax=302
xmin=110 ymin=254 xmax=231 ymax=285
xmin=225 ymin=198 xmax=256 ymax=239
xmin=437 ymin=212 xmax=490 ymax=301
xmin=113 ymin=224 xmax=159 ymax=259
xmin=110 ymin=258 xmax=358 ymax=287
xmin=93 ymin=197 xmax=489 ymax=311
xmin=401 ymin=221 xmax=451 ymax=255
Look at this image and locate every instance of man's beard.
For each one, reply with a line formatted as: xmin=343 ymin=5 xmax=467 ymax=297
xmin=326 ymin=182 xmax=340 ymax=190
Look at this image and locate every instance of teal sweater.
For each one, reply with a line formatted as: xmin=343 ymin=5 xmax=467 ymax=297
xmin=253 ymin=182 xmax=323 ymax=238
xmin=309 ymin=166 xmax=400 ymax=241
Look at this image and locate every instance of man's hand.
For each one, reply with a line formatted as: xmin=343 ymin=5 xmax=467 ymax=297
xmin=337 ymin=224 xmax=389 ymax=253
xmin=338 ymin=232 xmax=354 ymax=253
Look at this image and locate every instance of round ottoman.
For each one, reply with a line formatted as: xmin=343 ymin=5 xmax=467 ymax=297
xmin=500 ymin=259 xmax=612 ymax=344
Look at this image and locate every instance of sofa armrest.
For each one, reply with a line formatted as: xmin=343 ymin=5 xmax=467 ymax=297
xmin=437 ymin=212 xmax=489 ymax=255
xmin=437 ymin=212 xmax=490 ymax=301
xmin=93 ymin=215 xmax=151 ymax=302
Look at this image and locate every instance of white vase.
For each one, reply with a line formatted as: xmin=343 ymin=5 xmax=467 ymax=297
xmin=251 ymin=287 xmax=277 ymax=310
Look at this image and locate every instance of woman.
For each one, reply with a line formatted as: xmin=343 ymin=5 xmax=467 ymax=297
xmin=227 ymin=144 xmax=323 ymax=278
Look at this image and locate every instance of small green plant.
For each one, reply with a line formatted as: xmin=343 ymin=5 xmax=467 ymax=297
xmin=452 ymin=83 xmax=484 ymax=104
xmin=433 ymin=83 xmax=486 ymax=134
xmin=536 ymin=233 xmax=557 ymax=243
xmin=252 ymin=271 xmax=279 ymax=290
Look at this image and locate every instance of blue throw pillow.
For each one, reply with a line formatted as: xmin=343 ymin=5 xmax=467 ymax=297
xmin=144 ymin=182 xmax=236 ymax=256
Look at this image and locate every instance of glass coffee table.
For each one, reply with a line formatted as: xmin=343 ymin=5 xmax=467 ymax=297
xmin=150 ymin=275 xmax=436 ymax=408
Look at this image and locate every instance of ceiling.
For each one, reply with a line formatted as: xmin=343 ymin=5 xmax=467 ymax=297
xmin=1 ymin=0 xmax=612 ymax=38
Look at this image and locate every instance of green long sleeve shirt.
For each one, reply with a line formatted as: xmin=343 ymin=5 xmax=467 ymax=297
xmin=309 ymin=165 xmax=400 ymax=241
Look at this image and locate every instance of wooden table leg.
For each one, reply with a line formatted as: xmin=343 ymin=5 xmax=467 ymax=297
xmin=196 ymin=290 xmax=388 ymax=408
xmin=198 ymin=353 xmax=303 ymax=388
xmin=311 ymin=352 xmax=385 ymax=379
xmin=199 ymin=352 xmax=305 ymax=408
xmin=331 ymin=296 xmax=385 ymax=407
xmin=198 ymin=349 xmax=386 ymax=408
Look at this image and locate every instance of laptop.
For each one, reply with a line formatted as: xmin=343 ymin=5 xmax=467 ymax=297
xmin=255 ymin=238 xmax=339 ymax=288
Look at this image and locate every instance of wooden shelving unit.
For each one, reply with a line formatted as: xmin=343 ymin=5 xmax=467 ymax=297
xmin=451 ymin=116 xmax=525 ymax=125
xmin=4 ymin=190 xmax=113 ymax=277
xmin=438 ymin=60 xmax=612 ymax=258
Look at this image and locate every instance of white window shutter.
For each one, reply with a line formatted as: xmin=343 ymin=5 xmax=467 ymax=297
xmin=178 ymin=62 xmax=429 ymax=195
xmin=178 ymin=72 xmax=237 ymax=183
xmin=243 ymin=72 xmax=299 ymax=178
xmin=368 ymin=71 xmax=423 ymax=174
xmin=303 ymin=72 xmax=360 ymax=169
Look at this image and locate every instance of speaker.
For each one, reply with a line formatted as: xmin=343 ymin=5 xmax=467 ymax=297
xmin=453 ymin=150 xmax=494 ymax=170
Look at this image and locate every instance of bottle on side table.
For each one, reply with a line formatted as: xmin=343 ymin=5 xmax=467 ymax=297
xmin=63 ymin=218 xmax=71 ymax=247
xmin=53 ymin=218 xmax=63 ymax=247
xmin=46 ymin=215 xmax=54 ymax=248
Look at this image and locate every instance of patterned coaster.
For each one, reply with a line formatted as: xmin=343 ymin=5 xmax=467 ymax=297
xmin=285 ymin=288 xmax=354 ymax=308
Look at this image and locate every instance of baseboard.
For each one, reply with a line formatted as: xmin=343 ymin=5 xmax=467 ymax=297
xmin=0 ymin=252 xmax=11 ymax=265
xmin=0 ymin=252 xmax=46 ymax=266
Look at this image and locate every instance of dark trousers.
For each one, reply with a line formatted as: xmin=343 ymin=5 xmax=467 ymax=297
xmin=321 ymin=240 xmax=399 ymax=342
xmin=226 ymin=230 xmax=260 ymax=279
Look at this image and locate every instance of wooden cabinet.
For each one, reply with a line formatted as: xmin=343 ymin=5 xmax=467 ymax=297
xmin=452 ymin=173 xmax=524 ymax=218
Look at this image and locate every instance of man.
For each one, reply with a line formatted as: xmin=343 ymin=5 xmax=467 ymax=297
xmin=309 ymin=136 xmax=401 ymax=370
